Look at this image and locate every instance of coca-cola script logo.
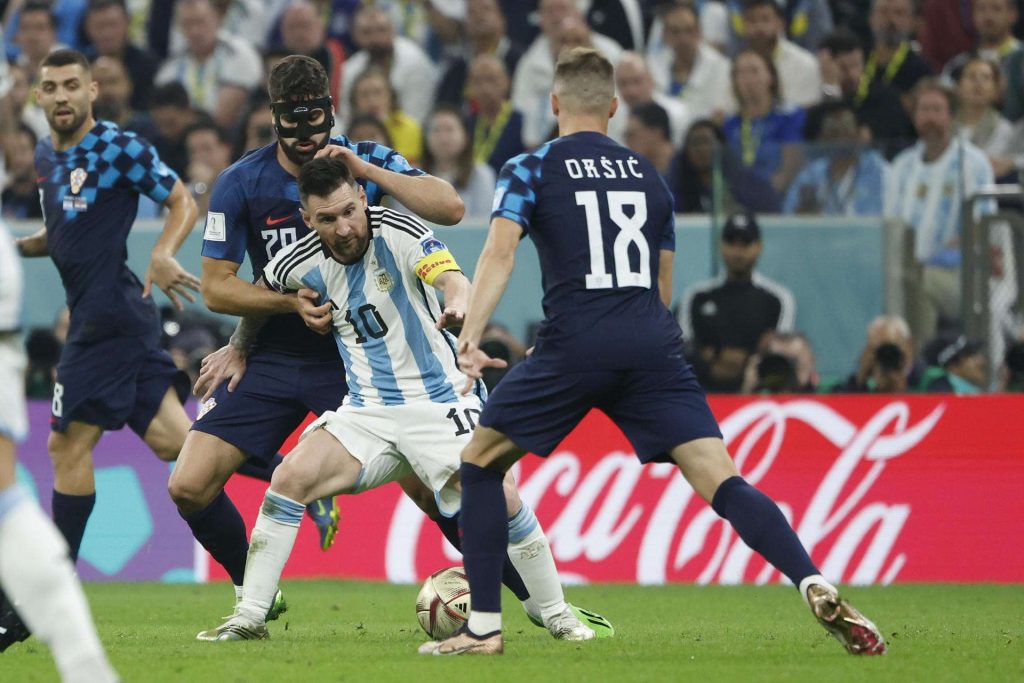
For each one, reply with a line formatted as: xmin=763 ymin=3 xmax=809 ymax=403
xmin=385 ymin=400 xmax=944 ymax=586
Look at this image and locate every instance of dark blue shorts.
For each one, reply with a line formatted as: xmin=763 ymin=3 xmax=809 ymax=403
xmin=479 ymin=356 xmax=722 ymax=463
xmin=52 ymin=332 xmax=178 ymax=436
xmin=190 ymin=352 xmax=347 ymax=465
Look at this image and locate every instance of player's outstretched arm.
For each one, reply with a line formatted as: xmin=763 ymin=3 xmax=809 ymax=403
xmin=14 ymin=227 xmax=48 ymax=257
xmin=201 ymin=257 xmax=306 ymax=317
xmin=143 ymin=179 xmax=201 ymax=310
xmin=316 ymin=145 xmax=465 ymax=225
xmin=432 ymin=270 xmax=471 ymax=330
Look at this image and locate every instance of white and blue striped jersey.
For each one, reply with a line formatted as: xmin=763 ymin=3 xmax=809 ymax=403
xmin=264 ymin=206 xmax=474 ymax=407
xmin=0 ymin=221 xmax=22 ymax=332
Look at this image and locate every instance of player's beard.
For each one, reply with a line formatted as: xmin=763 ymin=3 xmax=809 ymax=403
xmin=47 ymin=104 xmax=89 ymax=136
xmin=330 ymin=232 xmax=371 ymax=265
xmin=280 ymin=134 xmax=329 ymax=166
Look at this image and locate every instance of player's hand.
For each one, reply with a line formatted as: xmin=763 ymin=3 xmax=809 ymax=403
xmin=435 ymin=307 xmax=464 ymax=330
xmin=194 ymin=344 xmax=247 ymax=402
xmin=315 ymin=144 xmax=372 ymax=179
xmin=296 ymin=288 xmax=333 ymax=335
xmin=457 ymin=339 xmax=507 ymax=395
xmin=144 ymin=253 xmax=201 ymax=311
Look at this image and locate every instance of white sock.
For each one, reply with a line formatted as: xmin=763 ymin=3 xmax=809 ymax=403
xmin=236 ymin=490 xmax=304 ymax=624
xmin=0 ymin=488 xmax=118 ymax=683
xmin=467 ymin=611 xmax=501 ymax=635
xmin=233 ymin=584 xmax=243 ymax=602
xmin=506 ymin=505 xmax=566 ymax=624
xmin=799 ymin=574 xmax=839 ymax=607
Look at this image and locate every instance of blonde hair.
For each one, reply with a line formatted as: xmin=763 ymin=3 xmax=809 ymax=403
xmin=553 ymin=47 xmax=615 ymax=115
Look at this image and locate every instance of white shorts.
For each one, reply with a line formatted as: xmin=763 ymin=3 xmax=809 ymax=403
xmin=302 ymin=394 xmax=483 ymax=517
xmin=0 ymin=337 xmax=28 ymax=443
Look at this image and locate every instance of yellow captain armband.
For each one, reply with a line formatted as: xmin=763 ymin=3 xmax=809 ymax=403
xmin=415 ymin=249 xmax=461 ymax=285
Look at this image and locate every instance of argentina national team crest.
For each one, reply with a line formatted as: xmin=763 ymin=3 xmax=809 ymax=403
xmin=376 ymin=270 xmax=395 ymax=292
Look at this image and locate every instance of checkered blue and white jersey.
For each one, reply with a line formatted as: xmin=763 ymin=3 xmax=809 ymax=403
xmin=35 ymin=120 xmax=178 ymax=341
xmin=264 ymin=206 xmax=479 ymax=407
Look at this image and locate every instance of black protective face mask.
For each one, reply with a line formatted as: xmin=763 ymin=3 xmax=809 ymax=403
xmin=271 ymin=97 xmax=335 ymax=141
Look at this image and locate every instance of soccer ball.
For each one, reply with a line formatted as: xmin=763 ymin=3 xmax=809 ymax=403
xmin=416 ymin=566 xmax=471 ymax=640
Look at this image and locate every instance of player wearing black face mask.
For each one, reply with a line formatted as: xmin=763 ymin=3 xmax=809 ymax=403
xmin=271 ymin=95 xmax=335 ymax=165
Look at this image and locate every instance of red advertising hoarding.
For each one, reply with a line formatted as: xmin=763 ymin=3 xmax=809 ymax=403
xmin=210 ymin=396 xmax=1024 ymax=585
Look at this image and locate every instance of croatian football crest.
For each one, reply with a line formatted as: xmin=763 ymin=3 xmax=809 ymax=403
xmin=70 ymin=168 xmax=87 ymax=194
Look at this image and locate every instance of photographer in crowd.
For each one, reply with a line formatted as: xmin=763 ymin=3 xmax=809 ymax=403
xmin=838 ymin=315 xmax=924 ymax=392
xmin=741 ymin=331 xmax=820 ymax=394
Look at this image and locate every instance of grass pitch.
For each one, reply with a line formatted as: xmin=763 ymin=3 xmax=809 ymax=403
xmin=4 ymin=582 xmax=1021 ymax=682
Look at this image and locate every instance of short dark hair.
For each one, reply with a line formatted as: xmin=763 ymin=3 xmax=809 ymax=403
xmin=268 ymin=55 xmax=330 ymax=103
xmin=298 ymin=157 xmax=357 ymax=206
xmin=347 ymin=114 xmax=392 ymax=146
xmin=40 ymin=49 xmax=91 ymax=72
xmin=553 ymin=47 xmax=615 ymax=114
xmin=819 ymin=28 xmax=864 ymax=56
xmin=22 ymin=0 xmax=57 ymax=27
xmin=149 ymin=82 xmax=192 ymax=110
xmin=630 ymin=102 xmax=671 ymax=141
xmin=741 ymin=0 xmax=783 ymax=17
xmin=184 ymin=120 xmax=228 ymax=145
xmin=86 ymin=0 xmax=128 ymax=14
xmin=658 ymin=0 xmax=699 ymax=22
xmin=911 ymin=77 xmax=959 ymax=117
xmin=803 ymin=99 xmax=858 ymax=140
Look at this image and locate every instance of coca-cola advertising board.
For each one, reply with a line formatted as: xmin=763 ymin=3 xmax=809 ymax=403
xmin=208 ymin=395 xmax=1024 ymax=585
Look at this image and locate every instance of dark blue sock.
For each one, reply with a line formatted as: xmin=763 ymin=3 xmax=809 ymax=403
xmin=459 ymin=463 xmax=508 ymax=614
xmin=711 ymin=476 xmax=819 ymax=586
xmin=51 ymin=490 xmax=95 ymax=562
xmin=181 ymin=490 xmax=249 ymax=585
xmin=237 ymin=454 xmax=285 ymax=483
xmin=435 ymin=512 xmax=530 ymax=602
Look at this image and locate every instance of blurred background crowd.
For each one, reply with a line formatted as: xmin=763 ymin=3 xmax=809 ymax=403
xmin=3 ymin=0 xmax=1024 ymax=396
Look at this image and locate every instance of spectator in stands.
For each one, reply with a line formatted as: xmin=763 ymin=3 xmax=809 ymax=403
xmin=346 ymin=113 xmax=392 ymax=147
xmin=155 ymin=0 xmax=262 ymax=131
xmin=91 ymin=56 xmax=159 ymax=139
xmin=839 ymin=314 xmax=922 ymax=392
xmin=83 ymin=0 xmax=160 ymax=112
xmin=724 ymin=49 xmax=805 ymax=193
xmin=435 ymin=0 xmax=524 ymax=109
xmin=465 ymin=54 xmax=524 ymax=175
xmin=886 ymin=79 xmax=996 ymax=345
xmin=816 ymin=28 xmax=915 ymax=153
xmin=184 ymin=121 xmax=232 ymax=214
xmin=624 ymin=102 xmax=676 ymax=179
xmin=148 ymin=81 xmax=205 ymax=176
xmin=647 ymin=1 xmax=735 ymax=123
xmin=1 ymin=124 xmax=42 ymax=220
xmin=954 ymin=56 xmax=1018 ymax=180
xmin=998 ymin=340 xmax=1024 ymax=391
xmin=921 ymin=335 xmax=988 ymax=393
xmin=3 ymin=63 xmax=48 ymax=140
xmin=943 ymin=0 xmax=1021 ymax=83
xmin=679 ymin=212 xmax=796 ymax=392
xmin=412 ymin=104 xmax=496 ymax=218
xmin=738 ymin=0 xmax=821 ymax=107
xmin=237 ymin=100 xmax=276 ymax=157
xmin=478 ymin=321 xmax=528 ymax=390
xmin=1002 ymin=47 xmax=1024 ymax=122
xmin=784 ymin=100 xmax=890 ymax=216
xmin=741 ymin=330 xmax=820 ymax=394
xmin=13 ymin=1 xmax=63 ymax=83
xmin=277 ymin=0 xmax=345 ymax=105
xmin=865 ymin=0 xmax=932 ymax=97
xmin=669 ymin=118 xmax=782 ymax=214
xmin=349 ymin=67 xmax=422 ymax=164
xmin=24 ymin=307 xmax=69 ymax=400
xmin=609 ymin=51 xmax=691 ymax=147
xmin=339 ymin=6 xmax=439 ymax=127
xmin=512 ymin=0 xmax=623 ymax=147
xmin=726 ymin=0 xmax=834 ymax=54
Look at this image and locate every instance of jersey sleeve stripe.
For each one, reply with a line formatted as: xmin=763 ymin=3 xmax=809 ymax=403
xmin=273 ymin=238 xmax=323 ymax=289
xmin=380 ymin=210 xmax=430 ymax=238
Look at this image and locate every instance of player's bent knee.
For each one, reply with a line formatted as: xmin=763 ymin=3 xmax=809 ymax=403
xmin=501 ymin=472 xmax=523 ymax=516
xmin=167 ymin=474 xmax=219 ymax=513
xmin=268 ymin=459 xmax=316 ymax=503
xmin=46 ymin=432 xmax=92 ymax=471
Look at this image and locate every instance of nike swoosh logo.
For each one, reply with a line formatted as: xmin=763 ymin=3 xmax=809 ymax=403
xmin=36 ymin=176 xmax=47 ymax=183
xmin=266 ymin=214 xmax=293 ymax=226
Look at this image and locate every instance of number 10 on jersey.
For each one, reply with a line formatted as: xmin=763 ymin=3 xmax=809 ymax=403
xmin=576 ymin=190 xmax=650 ymax=290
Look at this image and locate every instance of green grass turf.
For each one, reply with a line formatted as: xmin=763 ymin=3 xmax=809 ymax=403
xmin=4 ymin=582 xmax=1021 ymax=682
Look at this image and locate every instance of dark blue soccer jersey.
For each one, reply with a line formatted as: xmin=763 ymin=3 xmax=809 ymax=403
xmin=492 ymin=131 xmax=682 ymax=369
xmin=201 ymin=136 xmax=425 ymax=359
xmin=35 ymin=120 xmax=179 ymax=342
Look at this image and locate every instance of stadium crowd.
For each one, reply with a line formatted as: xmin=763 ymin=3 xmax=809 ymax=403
xmin=3 ymin=0 xmax=1024 ymax=393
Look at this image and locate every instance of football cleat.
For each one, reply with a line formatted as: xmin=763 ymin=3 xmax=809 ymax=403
xmin=265 ymin=589 xmax=288 ymax=622
xmin=526 ymin=603 xmax=614 ymax=639
xmin=418 ymin=624 xmax=503 ymax=656
xmin=196 ymin=617 xmax=269 ymax=642
xmin=545 ymin=605 xmax=596 ymax=641
xmin=306 ymin=496 xmax=340 ymax=552
xmin=806 ymin=584 xmax=887 ymax=655
xmin=0 ymin=593 xmax=30 ymax=653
